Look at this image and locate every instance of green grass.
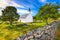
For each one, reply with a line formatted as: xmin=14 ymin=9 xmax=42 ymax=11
xmin=54 ymin=23 xmax=60 ymax=40
xmin=0 ymin=22 xmax=46 ymax=40
xmin=0 ymin=18 xmax=55 ymax=40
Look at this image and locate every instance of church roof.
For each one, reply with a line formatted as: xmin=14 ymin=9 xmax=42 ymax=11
xmin=20 ymin=14 xmax=29 ymax=19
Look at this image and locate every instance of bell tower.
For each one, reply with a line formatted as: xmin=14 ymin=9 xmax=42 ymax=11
xmin=28 ymin=8 xmax=31 ymax=14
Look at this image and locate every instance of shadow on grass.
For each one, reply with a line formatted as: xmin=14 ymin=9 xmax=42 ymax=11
xmin=4 ymin=22 xmax=44 ymax=34
xmin=5 ymin=23 xmax=31 ymax=31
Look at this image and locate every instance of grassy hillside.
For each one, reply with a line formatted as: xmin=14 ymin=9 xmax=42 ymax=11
xmin=0 ymin=22 xmax=46 ymax=40
xmin=0 ymin=18 xmax=54 ymax=40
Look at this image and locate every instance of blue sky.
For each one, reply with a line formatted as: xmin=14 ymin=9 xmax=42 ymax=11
xmin=0 ymin=0 xmax=60 ymax=16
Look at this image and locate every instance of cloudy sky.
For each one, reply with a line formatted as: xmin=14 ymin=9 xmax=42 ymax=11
xmin=0 ymin=0 xmax=60 ymax=16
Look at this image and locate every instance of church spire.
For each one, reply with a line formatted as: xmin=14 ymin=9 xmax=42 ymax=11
xmin=28 ymin=8 xmax=31 ymax=14
xmin=28 ymin=8 xmax=31 ymax=11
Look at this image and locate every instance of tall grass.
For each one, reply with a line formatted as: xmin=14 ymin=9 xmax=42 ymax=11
xmin=54 ymin=24 xmax=60 ymax=40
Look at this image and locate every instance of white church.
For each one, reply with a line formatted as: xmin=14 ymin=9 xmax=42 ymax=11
xmin=18 ymin=8 xmax=33 ymax=23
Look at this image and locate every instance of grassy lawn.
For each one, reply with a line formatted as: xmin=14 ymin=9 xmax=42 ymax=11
xmin=0 ymin=22 xmax=46 ymax=40
xmin=0 ymin=19 xmax=55 ymax=40
xmin=54 ymin=23 xmax=60 ymax=40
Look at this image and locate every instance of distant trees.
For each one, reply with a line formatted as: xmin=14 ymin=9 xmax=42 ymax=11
xmin=36 ymin=3 xmax=60 ymax=24
xmin=2 ymin=6 xmax=20 ymax=25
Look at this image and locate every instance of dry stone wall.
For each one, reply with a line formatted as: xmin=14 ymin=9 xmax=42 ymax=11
xmin=15 ymin=21 xmax=60 ymax=40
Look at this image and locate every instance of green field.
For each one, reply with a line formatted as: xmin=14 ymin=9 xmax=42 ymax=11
xmin=0 ymin=19 xmax=58 ymax=40
xmin=0 ymin=22 xmax=46 ymax=40
xmin=0 ymin=18 xmax=55 ymax=40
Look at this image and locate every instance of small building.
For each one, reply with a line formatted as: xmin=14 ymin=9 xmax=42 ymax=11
xmin=18 ymin=8 xmax=33 ymax=23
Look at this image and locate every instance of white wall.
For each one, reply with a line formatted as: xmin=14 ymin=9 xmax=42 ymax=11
xmin=25 ymin=14 xmax=33 ymax=22
xmin=20 ymin=14 xmax=33 ymax=23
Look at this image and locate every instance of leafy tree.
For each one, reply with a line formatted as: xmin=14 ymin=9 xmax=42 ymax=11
xmin=2 ymin=6 xmax=20 ymax=25
xmin=36 ymin=3 xmax=60 ymax=24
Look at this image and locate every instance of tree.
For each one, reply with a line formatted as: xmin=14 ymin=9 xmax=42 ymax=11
xmin=2 ymin=6 xmax=20 ymax=25
xmin=36 ymin=3 xmax=60 ymax=25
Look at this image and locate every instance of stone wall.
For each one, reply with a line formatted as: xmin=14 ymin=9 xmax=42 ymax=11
xmin=15 ymin=21 xmax=60 ymax=40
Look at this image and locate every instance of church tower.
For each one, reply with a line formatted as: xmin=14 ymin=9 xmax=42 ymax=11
xmin=28 ymin=8 xmax=31 ymax=14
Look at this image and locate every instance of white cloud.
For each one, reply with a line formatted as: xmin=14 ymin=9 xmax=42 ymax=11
xmin=17 ymin=9 xmax=31 ymax=14
xmin=0 ymin=0 xmax=25 ymax=16
xmin=0 ymin=0 xmax=24 ymax=8
xmin=9 ymin=1 xmax=25 ymax=8
xmin=0 ymin=0 xmax=9 ymax=8
xmin=39 ymin=0 xmax=46 ymax=2
xmin=17 ymin=9 xmax=36 ymax=16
